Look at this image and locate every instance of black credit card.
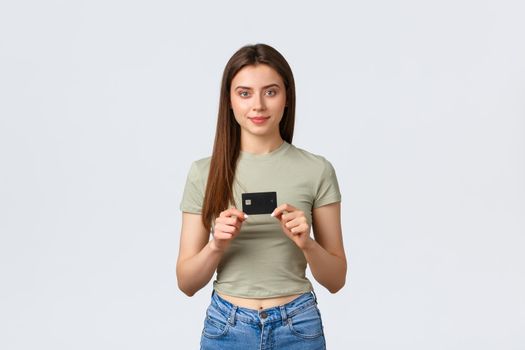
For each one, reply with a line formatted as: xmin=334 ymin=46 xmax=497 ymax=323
xmin=241 ymin=191 xmax=277 ymax=215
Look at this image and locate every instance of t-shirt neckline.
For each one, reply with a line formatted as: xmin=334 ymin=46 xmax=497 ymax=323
xmin=239 ymin=140 xmax=290 ymax=161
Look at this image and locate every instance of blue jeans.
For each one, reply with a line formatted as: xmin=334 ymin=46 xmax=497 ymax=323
xmin=200 ymin=289 xmax=327 ymax=350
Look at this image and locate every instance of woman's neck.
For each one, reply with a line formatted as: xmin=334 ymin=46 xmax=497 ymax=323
xmin=240 ymin=136 xmax=285 ymax=155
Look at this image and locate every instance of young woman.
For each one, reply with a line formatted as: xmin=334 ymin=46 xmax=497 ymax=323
xmin=177 ymin=43 xmax=347 ymax=350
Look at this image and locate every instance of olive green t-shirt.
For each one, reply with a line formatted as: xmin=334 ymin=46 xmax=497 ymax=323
xmin=179 ymin=140 xmax=342 ymax=298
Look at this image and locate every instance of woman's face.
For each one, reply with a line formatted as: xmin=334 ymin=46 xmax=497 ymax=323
xmin=230 ymin=64 xmax=287 ymax=139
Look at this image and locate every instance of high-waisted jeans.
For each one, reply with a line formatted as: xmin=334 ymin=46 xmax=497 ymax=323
xmin=200 ymin=289 xmax=327 ymax=350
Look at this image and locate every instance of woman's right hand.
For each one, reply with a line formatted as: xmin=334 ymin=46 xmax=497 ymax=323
xmin=211 ymin=207 xmax=248 ymax=252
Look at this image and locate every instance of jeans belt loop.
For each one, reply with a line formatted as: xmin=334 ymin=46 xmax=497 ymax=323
xmin=279 ymin=305 xmax=288 ymax=327
xmin=311 ymin=289 xmax=318 ymax=304
xmin=227 ymin=305 xmax=237 ymax=326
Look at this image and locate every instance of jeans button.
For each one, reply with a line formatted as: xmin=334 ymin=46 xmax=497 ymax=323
xmin=260 ymin=311 xmax=268 ymax=319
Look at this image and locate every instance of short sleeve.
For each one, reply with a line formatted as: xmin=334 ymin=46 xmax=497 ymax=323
xmin=179 ymin=161 xmax=205 ymax=214
xmin=313 ymin=159 xmax=342 ymax=209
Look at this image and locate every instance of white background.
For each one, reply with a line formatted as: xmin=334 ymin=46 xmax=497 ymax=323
xmin=1 ymin=0 xmax=524 ymax=349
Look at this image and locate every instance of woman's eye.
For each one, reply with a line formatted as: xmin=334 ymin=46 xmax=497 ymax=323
xmin=238 ymin=90 xmax=276 ymax=97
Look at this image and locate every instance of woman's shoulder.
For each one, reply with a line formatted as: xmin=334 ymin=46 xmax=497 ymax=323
xmin=184 ymin=156 xmax=211 ymax=179
xmin=287 ymin=143 xmax=335 ymax=170
xmin=192 ymin=155 xmax=212 ymax=168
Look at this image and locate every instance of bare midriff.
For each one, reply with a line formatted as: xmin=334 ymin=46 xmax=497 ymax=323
xmin=216 ymin=291 xmax=303 ymax=310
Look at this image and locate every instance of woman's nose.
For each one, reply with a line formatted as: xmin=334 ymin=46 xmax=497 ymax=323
xmin=252 ymin=93 xmax=266 ymax=110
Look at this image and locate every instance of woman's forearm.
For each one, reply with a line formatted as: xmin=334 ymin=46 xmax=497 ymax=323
xmin=176 ymin=240 xmax=224 ymax=297
xmin=302 ymin=238 xmax=347 ymax=293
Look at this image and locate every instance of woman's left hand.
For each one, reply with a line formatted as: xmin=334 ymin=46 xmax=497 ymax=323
xmin=272 ymin=203 xmax=313 ymax=250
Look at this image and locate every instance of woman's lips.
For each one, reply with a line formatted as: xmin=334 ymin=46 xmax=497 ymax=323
xmin=249 ymin=117 xmax=269 ymax=125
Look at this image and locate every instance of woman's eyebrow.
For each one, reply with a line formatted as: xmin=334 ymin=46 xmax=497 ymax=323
xmin=234 ymin=83 xmax=281 ymax=90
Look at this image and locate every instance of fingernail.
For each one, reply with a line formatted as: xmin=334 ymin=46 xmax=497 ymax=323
xmin=244 ymin=214 xmax=249 ymax=219
xmin=270 ymin=212 xmax=275 ymax=217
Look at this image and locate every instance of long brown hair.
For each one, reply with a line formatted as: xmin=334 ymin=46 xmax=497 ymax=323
xmin=201 ymin=43 xmax=296 ymax=232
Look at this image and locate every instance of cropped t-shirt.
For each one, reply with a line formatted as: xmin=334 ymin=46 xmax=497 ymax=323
xmin=179 ymin=140 xmax=342 ymax=298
